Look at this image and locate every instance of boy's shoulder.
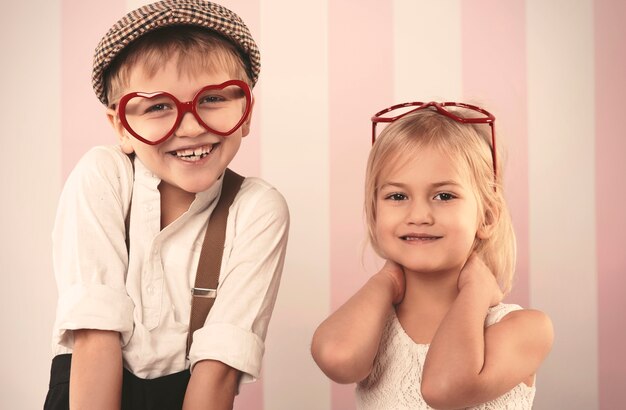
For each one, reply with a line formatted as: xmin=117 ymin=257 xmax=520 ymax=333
xmin=239 ymin=175 xmax=278 ymax=194
xmin=75 ymin=145 xmax=133 ymax=177
xmin=233 ymin=175 xmax=289 ymax=220
xmin=67 ymin=145 xmax=134 ymax=199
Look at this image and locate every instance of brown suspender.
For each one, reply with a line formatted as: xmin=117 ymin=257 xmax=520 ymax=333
xmin=186 ymin=168 xmax=244 ymax=356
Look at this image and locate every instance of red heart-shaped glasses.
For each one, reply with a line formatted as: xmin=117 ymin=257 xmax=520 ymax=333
xmin=117 ymin=80 xmax=252 ymax=145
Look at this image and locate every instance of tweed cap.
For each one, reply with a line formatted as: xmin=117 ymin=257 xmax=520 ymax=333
xmin=92 ymin=0 xmax=260 ymax=105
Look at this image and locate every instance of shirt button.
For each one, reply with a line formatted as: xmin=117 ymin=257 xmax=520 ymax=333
xmin=147 ymin=286 xmax=154 ymax=294
xmin=145 ymin=204 xmax=153 ymax=211
xmin=144 ymin=171 xmax=151 ymax=177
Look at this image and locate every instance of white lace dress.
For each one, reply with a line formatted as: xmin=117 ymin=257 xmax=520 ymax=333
xmin=356 ymin=303 xmax=535 ymax=410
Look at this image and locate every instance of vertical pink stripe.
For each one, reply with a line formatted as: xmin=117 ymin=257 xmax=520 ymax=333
xmin=461 ymin=1 xmax=529 ymax=306
xmin=62 ymin=0 xmax=125 ymax=178
xmin=329 ymin=1 xmax=393 ymax=409
xmin=595 ymin=1 xmax=626 ymax=408
xmin=222 ymin=0 xmax=262 ymax=178
xmin=219 ymin=3 xmax=264 ymax=408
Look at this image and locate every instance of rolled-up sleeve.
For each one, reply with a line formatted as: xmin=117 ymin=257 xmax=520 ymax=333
xmin=188 ymin=182 xmax=289 ymax=383
xmin=52 ymin=146 xmax=135 ymax=349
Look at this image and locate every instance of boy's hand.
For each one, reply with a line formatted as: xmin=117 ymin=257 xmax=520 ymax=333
xmin=378 ymin=260 xmax=406 ymax=305
xmin=458 ymin=253 xmax=503 ymax=307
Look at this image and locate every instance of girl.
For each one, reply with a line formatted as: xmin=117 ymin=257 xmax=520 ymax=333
xmin=311 ymin=102 xmax=553 ymax=409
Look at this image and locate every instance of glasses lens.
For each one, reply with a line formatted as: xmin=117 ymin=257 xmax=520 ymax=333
xmin=196 ymin=84 xmax=248 ymax=134
xmin=123 ymin=94 xmax=178 ymax=143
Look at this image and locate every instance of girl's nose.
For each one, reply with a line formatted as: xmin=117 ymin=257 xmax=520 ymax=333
xmin=407 ymin=201 xmax=434 ymax=225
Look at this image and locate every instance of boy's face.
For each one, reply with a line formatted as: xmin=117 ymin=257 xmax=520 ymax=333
xmin=108 ymin=58 xmax=252 ymax=195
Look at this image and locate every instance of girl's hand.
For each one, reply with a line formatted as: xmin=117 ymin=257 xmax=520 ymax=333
xmin=379 ymin=260 xmax=406 ymax=305
xmin=458 ymin=253 xmax=503 ymax=307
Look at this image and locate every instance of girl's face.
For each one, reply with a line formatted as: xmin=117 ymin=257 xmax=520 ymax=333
xmin=374 ymin=145 xmax=485 ymax=277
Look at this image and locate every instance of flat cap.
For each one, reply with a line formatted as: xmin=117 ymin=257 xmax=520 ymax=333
xmin=92 ymin=0 xmax=260 ymax=105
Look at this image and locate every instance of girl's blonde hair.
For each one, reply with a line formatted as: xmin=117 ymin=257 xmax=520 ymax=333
xmin=364 ymin=108 xmax=516 ymax=294
xmin=104 ymin=25 xmax=252 ymax=106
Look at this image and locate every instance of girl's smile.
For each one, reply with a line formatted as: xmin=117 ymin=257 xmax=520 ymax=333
xmin=399 ymin=233 xmax=442 ymax=242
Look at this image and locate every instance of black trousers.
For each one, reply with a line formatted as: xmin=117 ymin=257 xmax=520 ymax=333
xmin=44 ymin=354 xmax=190 ymax=410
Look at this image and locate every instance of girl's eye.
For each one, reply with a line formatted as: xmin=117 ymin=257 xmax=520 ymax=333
xmin=434 ymin=192 xmax=455 ymax=201
xmin=385 ymin=193 xmax=407 ymax=201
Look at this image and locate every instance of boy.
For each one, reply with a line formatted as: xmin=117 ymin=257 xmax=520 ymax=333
xmin=44 ymin=1 xmax=289 ymax=409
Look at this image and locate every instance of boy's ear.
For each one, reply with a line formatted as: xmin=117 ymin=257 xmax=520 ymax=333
xmin=240 ymin=96 xmax=255 ymax=138
xmin=477 ymin=205 xmax=499 ymax=240
xmin=107 ymin=107 xmax=135 ymax=155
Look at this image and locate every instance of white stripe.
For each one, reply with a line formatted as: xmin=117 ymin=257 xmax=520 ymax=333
xmin=0 ymin=2 xmax=62 ymax=408
xmin=527 ymin=1 xmax=598 ymax=409
xmin=393 ymin=0 xmax=462 ymax=102
xmin=259 ymin=1 xmax=331 ymax=409
xmin=126 ymin=0 xmax=153 ymax=11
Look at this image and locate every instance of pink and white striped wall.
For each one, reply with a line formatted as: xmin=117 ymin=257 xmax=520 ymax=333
xmin=2 ymin=1 xmax=624 ymax=409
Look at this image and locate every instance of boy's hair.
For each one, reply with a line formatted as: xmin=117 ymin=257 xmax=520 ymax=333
xmin=364 ymin=108 xmax=517 ymax=294
xmin=104 ymin=25 xmax=251 ymax=106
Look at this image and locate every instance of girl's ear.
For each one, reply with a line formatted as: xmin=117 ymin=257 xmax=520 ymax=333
xmin=477 ymin=204 xmax=499 ymax=240
xmin=107 ymin=107 xmax=135 ymax=155
xmin=240 ymin=95 xmax=255 ymax=138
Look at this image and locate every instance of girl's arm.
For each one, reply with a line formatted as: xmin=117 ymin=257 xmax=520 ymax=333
xmin=421 ymin=255 xmax=554 ymax=409
xmin=311 ymin=261 xmax=405 ymax=383
xmin=183 ymin=360 xmax=240 ymax=410
xmin=70 ymin=329 xmax=123 ymax=410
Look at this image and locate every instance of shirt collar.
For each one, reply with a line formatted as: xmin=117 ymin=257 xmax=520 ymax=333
xmin=133 ymin=155 xmax=224 ymax=215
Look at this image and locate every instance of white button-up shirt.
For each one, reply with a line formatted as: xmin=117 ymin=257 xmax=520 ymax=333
xmin=51 ymin=146 xmax=289 ymax=382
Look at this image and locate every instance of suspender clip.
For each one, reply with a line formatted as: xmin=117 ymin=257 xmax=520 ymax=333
xmin=191 ymin=288 xmax=217 ymax=299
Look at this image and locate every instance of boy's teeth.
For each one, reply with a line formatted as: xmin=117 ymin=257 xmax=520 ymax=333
xmin=172 ymin=144 xmax=215 ymax=161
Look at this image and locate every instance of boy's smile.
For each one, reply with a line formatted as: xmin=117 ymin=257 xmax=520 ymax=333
xmin=375 ymin=146 xmax=484 ymax=278
xmin=108 ymin=58 xmax=252 ymax=200
xmin=170 ymin=143 xmax=216 ymax=162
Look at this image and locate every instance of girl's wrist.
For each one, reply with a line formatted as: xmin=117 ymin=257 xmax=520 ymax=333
xmin=458 ymin=282 xmax=494 ymax=307
xmin=368 ymin=272 xmax=394 ymax=298
xmin=370 ymin=270 xmax=402 ymax=304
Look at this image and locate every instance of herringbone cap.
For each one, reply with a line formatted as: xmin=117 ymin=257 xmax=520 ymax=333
xmin=92 ymin=0 xmax=260 ymax=105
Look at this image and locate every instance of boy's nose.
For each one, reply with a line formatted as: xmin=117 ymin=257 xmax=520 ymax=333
xmin=175 ymin=112 xmax=206 ymax=138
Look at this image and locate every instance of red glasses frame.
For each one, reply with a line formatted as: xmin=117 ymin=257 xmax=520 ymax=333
xmin=371 ymin=101 xmax=497 ymax=177
xmin=117 ymin=79 xmax=252 ymax=145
